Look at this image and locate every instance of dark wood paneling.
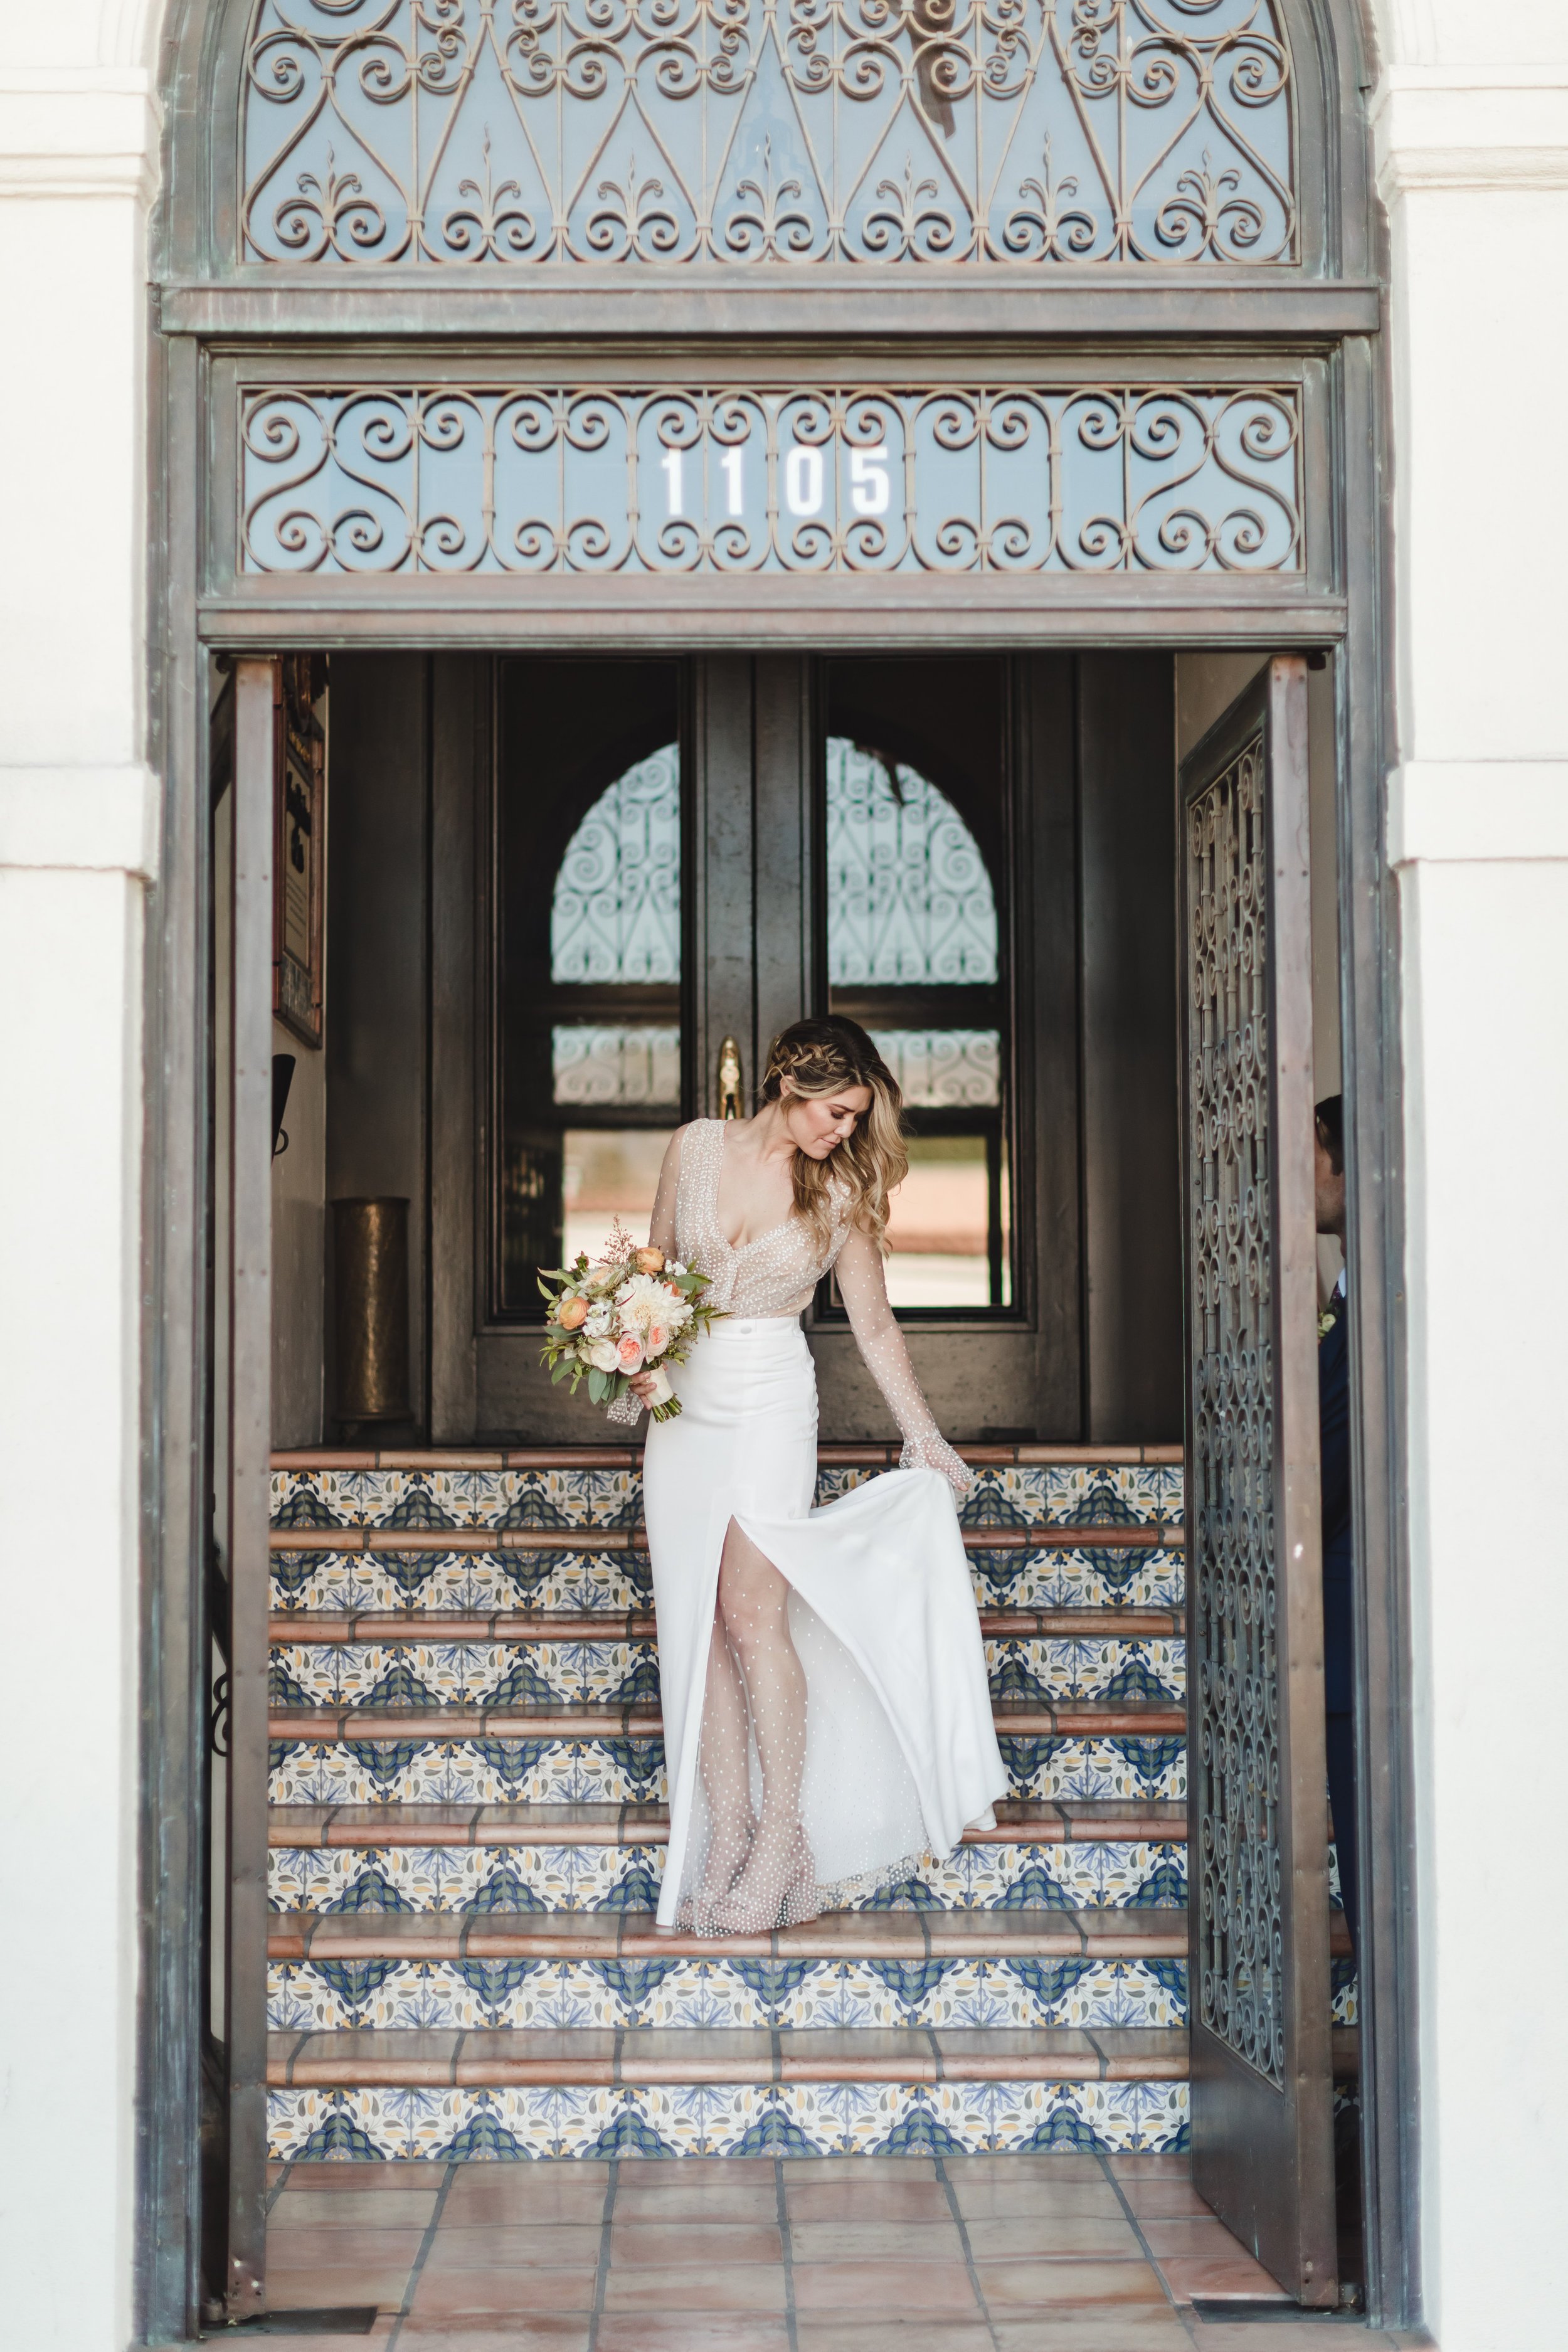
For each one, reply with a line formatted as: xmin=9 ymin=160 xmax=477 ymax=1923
xmin=752 ymin=656 xmax=814 ymax=1075
xmin=1077 ymin=653 xmax=1182 ymax=1443
xmin=430 ymin=657 xmax=485 ymax=1441
xmin=324 ymin=655 xmax=430 ymax=1433
xmin=689 ymin=657 xmax=756 ymax=1118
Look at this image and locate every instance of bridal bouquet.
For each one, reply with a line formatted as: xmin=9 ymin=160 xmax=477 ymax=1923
xmin=538 ymin=1219 xmax=723 ymax=1424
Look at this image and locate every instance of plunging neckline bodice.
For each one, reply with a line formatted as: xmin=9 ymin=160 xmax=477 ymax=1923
xmin=675 ymin=1119 xmax=847 ymax=1316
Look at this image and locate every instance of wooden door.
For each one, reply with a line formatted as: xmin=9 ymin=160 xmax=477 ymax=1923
xmin=430 ymin=651 xmax=1182 ymax=1445
xmin=1180 ymin=658 xmax=1337 ymax=2303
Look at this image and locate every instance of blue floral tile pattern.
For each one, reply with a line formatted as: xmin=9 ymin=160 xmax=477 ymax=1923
xmin=268 ymin=1954 xmax=1188 ymax=2035
xmin=269 ymin=1736 xmax=665 ymax=1807
xmin=267 ymin=2078 xmax=1189 ymax=2161
xmin=267 ymin=1839 xmax=1185 ymax=1915
xmin=272 ymin=1639 xmax=660 ymax=1709
xmin=272 ymin=1549 xmax=653 ymax=1614
xmin=997 ymin=1737 xmax=1187 ymax=1802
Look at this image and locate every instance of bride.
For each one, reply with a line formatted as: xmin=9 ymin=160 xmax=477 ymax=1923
xmin=620 ymin=1015 xmax=1007 ymax=1936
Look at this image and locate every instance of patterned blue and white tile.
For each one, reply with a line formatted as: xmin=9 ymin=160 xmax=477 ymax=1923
xmin=272 ymin=1467 xmax=642 ymax=1534
xmin=997 ymin=1735 xmax=1187 ymax=1803
xmin=268 ymin=2077 xmax=1189 ymax=2162
xmin=268 ymin=1633 xmax=1181 ymax=1710
xmin=266 ymin=1838 xmax=1186 ymax=1915
xmin=271 ymin=1549 xmax=652 ymax=1616
xmin=268 ymin=1732 xmax=1186 ymax=1809
xmin=968 ymin=1547 xmax=1185 ymax=1612
xmin=813 ymin=1465 xmax=1182 ymax=1528
xmin=270 ymin=1640 xmax=660 ymax=1710
xmin=269 ymin=1735 xmax=666 ymax=1808
xmin=268 ymin=1954 xmax=1187 ymax=2035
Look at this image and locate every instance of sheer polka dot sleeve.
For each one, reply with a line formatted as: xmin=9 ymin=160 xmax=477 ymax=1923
xmin=834 ymin=1226 xmax=972 ymax=1497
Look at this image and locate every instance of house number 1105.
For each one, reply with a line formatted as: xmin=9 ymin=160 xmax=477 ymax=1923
xmin=659 ymin=441 xmax=891 ymax=521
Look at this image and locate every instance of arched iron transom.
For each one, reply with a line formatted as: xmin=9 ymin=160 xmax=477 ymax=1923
xmin=241 ymin=0 xmax=1297 ymax=268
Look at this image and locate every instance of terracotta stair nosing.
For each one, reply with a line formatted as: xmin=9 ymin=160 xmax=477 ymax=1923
xmin=272 ymin=1443 xmax=1186 ymax=1472
xmin=264 ymin=1796 xmax=1189 ymax=1850
xmin=269 ymin=1606 xmax=1185 ymax=1643
xmin=268 ymin=1522 xmax=1185 ymax=1555
xmin=268 ymin=1699 xmax=1188 ymax=1740
xmin=265 ymin=2023 xmax=1197 ymax=2090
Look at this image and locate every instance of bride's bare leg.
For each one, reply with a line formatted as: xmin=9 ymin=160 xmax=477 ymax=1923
xmin=711 ymin=1520 xmax=815 ymax=1929
xmin=693 ymin=1609 xmax=755 ymax=1904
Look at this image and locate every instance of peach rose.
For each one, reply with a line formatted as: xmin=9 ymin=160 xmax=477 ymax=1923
xmin=645 ymin=1323 xmax=669 ymax=1356
xmin=616 ymin=1333 xmax=645 ymax=1373
xmin=635 ymin=1247 xmax=665 ymax=1274
xmin=555 ymin=1295 xmax=589 ymax=1330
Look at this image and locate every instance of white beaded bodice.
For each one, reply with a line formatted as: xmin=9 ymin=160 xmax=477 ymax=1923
xmin=635 ymin=1119 xmax=968 ymax=1490
xmin=674 ymin=1118 xmax=844 ymax=1317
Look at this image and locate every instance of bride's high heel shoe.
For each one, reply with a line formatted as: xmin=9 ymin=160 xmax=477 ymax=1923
xmin=707 ymin=1825 xmax=817 ymax=1934
xmin=681 ymin=1818 xmax=755 ymax=1934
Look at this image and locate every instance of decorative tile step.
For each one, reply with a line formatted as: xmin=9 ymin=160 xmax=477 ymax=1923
xmin=267 ymin=1797 xmax=1187 ymax=1850
xmin=267 ymin=1825 xmax=1175 ymax=1919
xmin=268 ymin=1629 xmax=1185 ymax=1712
xmin=270 ymin=1542 xmax=1185 ymax=1616
xmin=267 ymin=2023 xmax=1191 ymax=2089
xmin=269 ymin=1697 xmax=1185 ymax=1742
xmin=269 ymin=1522 xmax=1185 ymax=1554
xmin=270 ymin=1606 xmax=1184 ymax=1641
xmin=271 ymin=1453 xmax=1185 ymax=1541
xmin=270 ymin=1712 xmax=1187 ymax=1809
xmin=267 ymin=1905 xmax=1191 ymax=2033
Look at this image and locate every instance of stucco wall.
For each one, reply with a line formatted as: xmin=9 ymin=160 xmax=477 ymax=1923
xmin=1 ymin=1 xmax=1567 ymax=2345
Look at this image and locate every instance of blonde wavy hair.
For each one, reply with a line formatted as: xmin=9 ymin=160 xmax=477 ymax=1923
xmin=760 ymin=1017 xmax=906 ymax=1254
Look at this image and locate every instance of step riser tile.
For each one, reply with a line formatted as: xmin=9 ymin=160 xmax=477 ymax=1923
xmin=270 ymin=1735 xmax=1187 ymax=1808
xmin=269 ymin=1955 xmax=1188 ymax=2035
xmin=267 ymin=1842 xmax=1187 ymax=1915
xmin=273 ymin=1462 xmax=1185 ymax=1536
xmin=268 ymin=2078 xmax=1189 ymax=2161
xmin=271 ymin=1549 xmax=1183 ymax=1617
xmin=270 ymin=1637 xmax=1185 ymax=1711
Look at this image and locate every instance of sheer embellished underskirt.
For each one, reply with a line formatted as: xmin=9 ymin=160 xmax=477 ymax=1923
xmin=642 ymin=1317 xmax=1008 ymax=1935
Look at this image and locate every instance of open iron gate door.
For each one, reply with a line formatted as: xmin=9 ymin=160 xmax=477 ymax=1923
xmin=1180 ymin=657 xmax=1337 ymax=2305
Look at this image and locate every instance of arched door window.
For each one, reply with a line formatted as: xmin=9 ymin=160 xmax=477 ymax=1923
xmin=825 ymin=729 xmax=1010 ymax=1309
xmin=497 ymin=665 xmax=682 ymax=1311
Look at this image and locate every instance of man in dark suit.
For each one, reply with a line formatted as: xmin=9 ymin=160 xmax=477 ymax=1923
xmin=1315 ymin=1095 xmax=1357 ymax=1960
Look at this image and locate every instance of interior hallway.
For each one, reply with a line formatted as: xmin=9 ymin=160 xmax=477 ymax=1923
xmin=243 ymin=2153 xmax=1430 ymax=2349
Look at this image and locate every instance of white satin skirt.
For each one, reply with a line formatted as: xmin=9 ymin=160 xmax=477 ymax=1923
xmin=642 ymin=1316 xmax=1008 ymax=1930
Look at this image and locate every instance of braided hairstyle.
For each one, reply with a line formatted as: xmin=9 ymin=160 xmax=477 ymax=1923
xmin=760 ymin=1016 xmax=907 ymax=1254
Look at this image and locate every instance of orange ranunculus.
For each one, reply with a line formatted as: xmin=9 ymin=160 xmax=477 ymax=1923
xmin=556 ymin=1295 xmax=589 ymax=1330
xmin=635 ymin=1247 xmax=665 ymax=1274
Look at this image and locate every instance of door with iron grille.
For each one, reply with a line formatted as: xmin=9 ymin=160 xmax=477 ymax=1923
xmin=1180 ymin=657 xmax=1337 ymax=2303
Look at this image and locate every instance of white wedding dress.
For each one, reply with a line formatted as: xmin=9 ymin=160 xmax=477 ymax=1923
xmin=627 ymin=1120 xmax=1007 ymax=1935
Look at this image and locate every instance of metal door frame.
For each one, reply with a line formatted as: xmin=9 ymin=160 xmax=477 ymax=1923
xmin=135 ymin=0 xmax=1418 ymax=2339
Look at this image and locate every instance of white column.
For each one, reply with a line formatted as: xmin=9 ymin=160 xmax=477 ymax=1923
xmin=1375 ymin=13 xmax=1568 ymax=2346
xmin=0 ymin=36 xmax=162 ymax=2352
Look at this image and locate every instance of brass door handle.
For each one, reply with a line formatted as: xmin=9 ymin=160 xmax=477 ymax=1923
xmin=716 ymin=1035 xmax=744 ymax=1120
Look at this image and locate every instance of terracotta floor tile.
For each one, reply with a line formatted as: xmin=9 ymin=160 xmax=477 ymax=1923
xmin=961 ymin=2213 xmax=1142 ymax=2260
xmin=974 ymin=2257 xmax=1167 ymax=2308
xmin=262 ymin=2263 xmax=414 ymax=2311
xmin=1138 ymin=2217 xmax=1271 ymax=2262
xmin=613 ymin=2180 xmax=781 ymax=2223
xmin=396 ymin=2327 xmax=591 ymax=2352
xmin=439 ymin=2171 xmax=612 ymax=2224
xmin=790 ymin=2262 xmax=982 ymax=2315
xmin=1115 ymin=2176 xmax=1219 ymax=2220
xmin=608 ymin=2221 xmax=783 ymax=2267
xmin=409 ymin=2265 xmax=598 ymax=2317
xmin=990 ymin=2316 xmax=1192 ymax=2350
xmin=601 ymin=2261 xmax=788 ymax=2312
xmin=1103 ymin=2153 xmax=1194 ymax=2178
xmin=779 ymin=2156 xmax=938 ymax=2183
xmin=785 ymin=2219 xmax=965 ymax=2265
xmin=268 ymin=2188 xmax=442 ymax=2228
xmin=281 ymin=2160 xmax=439 ymax=2189
xmin=948 ymin=2178 xmax=1128 ymax=2224
xmin=1153 ymin=2252 xmax=1291 ymax=2305
xmin=593 ymin=2319 xmax=790 ymax=2352
xmin=793 ymin=2326 xmax=993 ymax=2352
xmin=784 ymin=2180 xmax=955 ymax=2223
xmin=264 ymin=2225 xmax=430 ymax=2265
xmin=945 ymin=2153 xmax=1109 ymax=2184
xmin=421 ymin=2220 xmax=607 ymax=2270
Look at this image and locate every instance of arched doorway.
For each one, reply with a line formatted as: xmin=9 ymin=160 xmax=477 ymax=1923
xmin=139 ymin=1 xmax=1412 ymax=2339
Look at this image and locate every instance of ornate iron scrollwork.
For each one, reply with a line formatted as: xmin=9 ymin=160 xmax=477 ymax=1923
xmin=240 ymin=380 xmax=1302 ymax=576
xmin=240 ymin=0 xmax=1296 ymax=268
xmin=1185 ymin=726 xmax=1285 ymax=2089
